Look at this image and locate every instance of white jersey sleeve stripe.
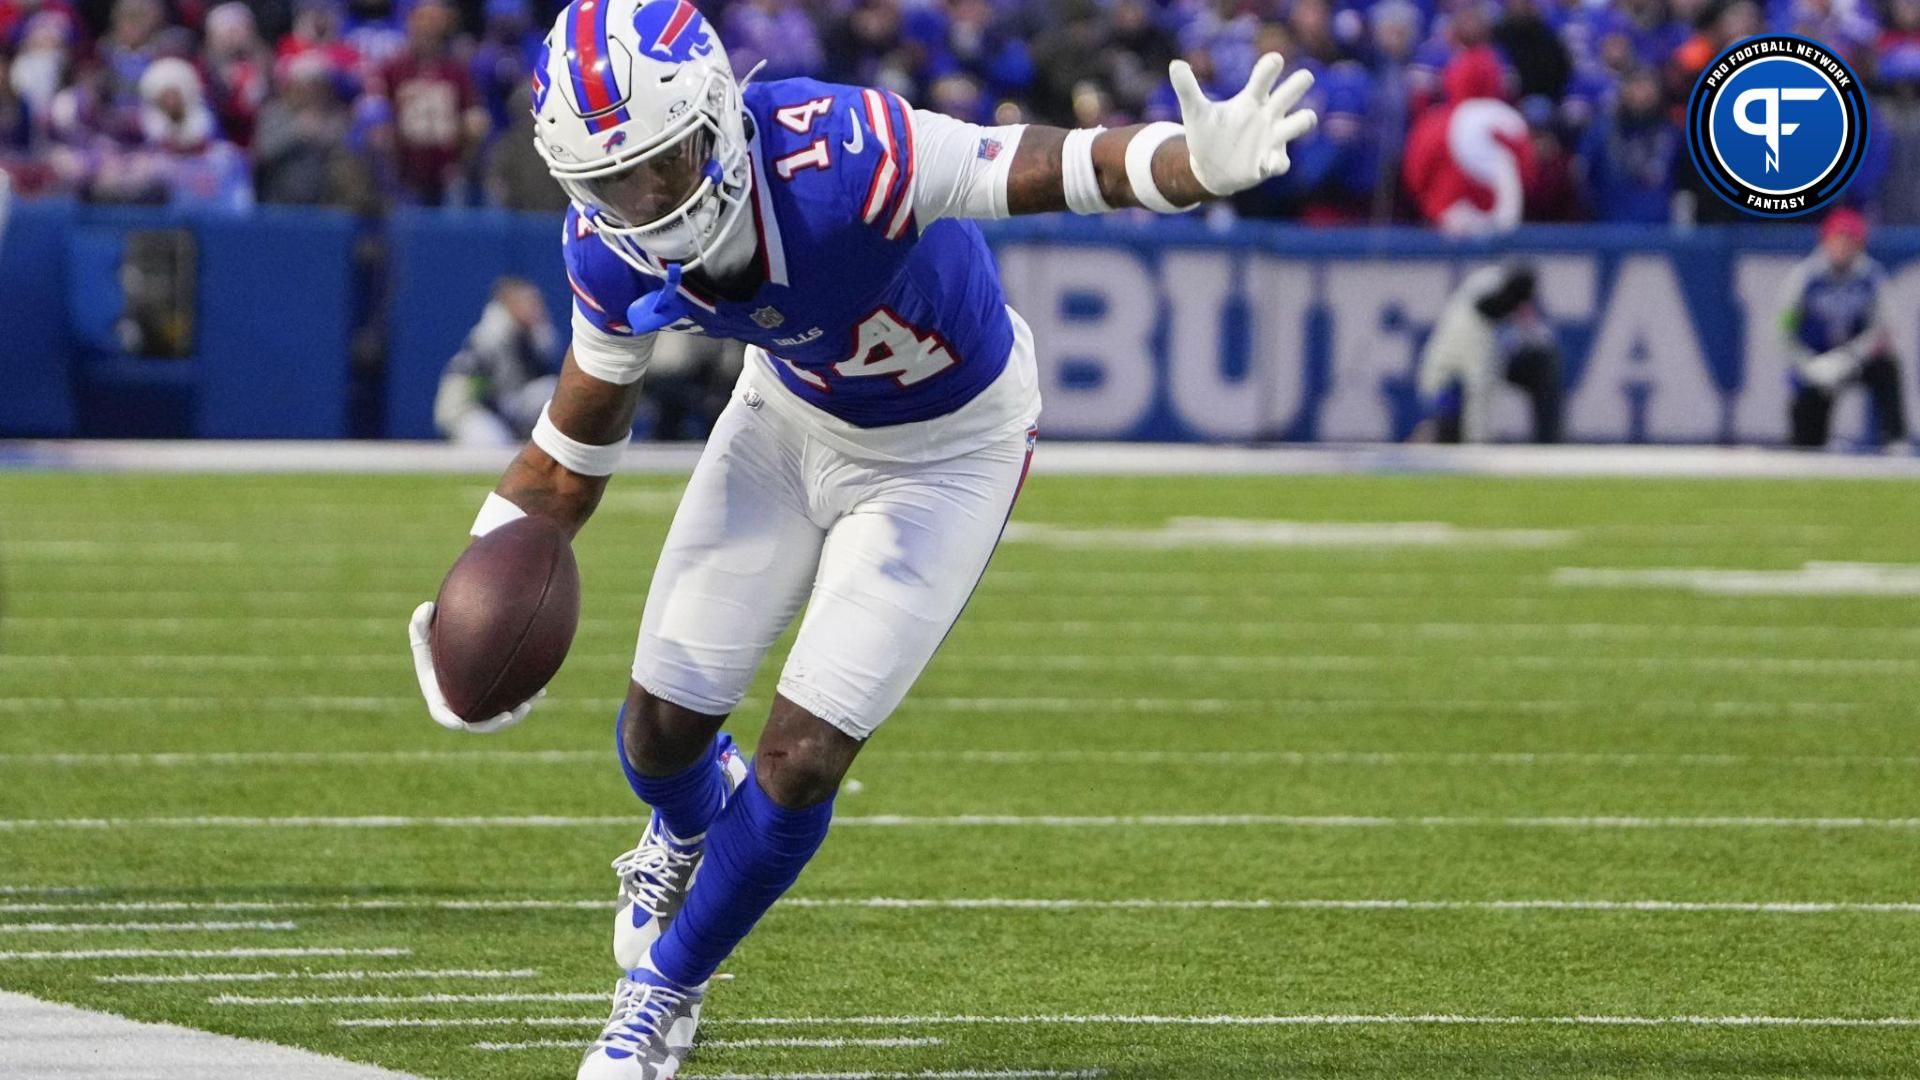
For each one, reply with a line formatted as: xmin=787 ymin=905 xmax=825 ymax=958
xmin=884 ymin=97 xmax=917 ymax=240
xmin=860 ymin=88 xmax=898 ymax=224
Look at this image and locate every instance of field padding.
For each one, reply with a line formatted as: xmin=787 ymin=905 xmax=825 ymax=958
xmin=0 ymin=989 xmax=427 ymax=1079
xmin=9 ymin=440 xmax=1920 ymax=478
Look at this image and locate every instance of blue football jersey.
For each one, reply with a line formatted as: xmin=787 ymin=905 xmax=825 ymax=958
xmin=1791 ymin=257 xmax=1884 ymax=354
xmin=564 ymin=78 xmax=1016 ymax=429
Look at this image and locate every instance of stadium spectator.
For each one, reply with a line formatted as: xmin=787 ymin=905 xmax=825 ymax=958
xmin=1 ymin=0 xmax=1918 ymax=226
xmin=277 ymin=0 xmax=362 ymax=84
xmin=1776 ymin=210 xmax=1910 ymax=451
xmin=1577 ymin=65 xmax=1680 ymax=223
xmin=1415 ymin=258 xmax=1563 ymax=444
xmin=470 ymin=0 xmax=537 ymax=135
xmin=482 ymin=80 xmax=566 ymax=210
xmin=434 ymin=276 xmax=561 ymax=446
xmin=1520 ymin=97 xmax=1581 ymax=222
xmin=1876 ymin=19 xmax=1920 ymax=224
xmin=85 ymin=56 xmax=251 ymax=209
xmin=8 ymin=7 xmax=74 ymax=130
xmin=1492 ymin=0 xmax=1571 ymax=101
xmin=821 ymin=0 xmax=908 ymax=100
xmin=202 ymin=1 xmax=271 ymax=147
xmin=253 ymin=50 xmax=364 ymax=205
xmin=374 ymin=0 xmax=484 ymax=204
xmin=1402 ymin=46 xmax=1532 ymax=236
xmin=723 ymin=0 xmax=824 ymax=83
xmin=100 ymin=0 xmax=167 ymax=115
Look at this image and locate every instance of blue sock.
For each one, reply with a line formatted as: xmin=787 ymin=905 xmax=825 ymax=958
xmin=615 ymin=709 xmax=727 ymax=842
xmin=647 ymin=770 xmax=833 ymax=987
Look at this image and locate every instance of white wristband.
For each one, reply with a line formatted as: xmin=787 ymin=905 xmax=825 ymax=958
xmin=1124 ymin=122 xmax=1197 ymax=214
xmin=531 ymin=403 xmax=627 ymax=477
xmin=1061 ymin=127 xmax=1110 ymax=214
xmin=470 ymin=492 xmax=528 ymax=537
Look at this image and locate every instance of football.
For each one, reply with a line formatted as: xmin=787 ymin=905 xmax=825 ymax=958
xmin=427 ymin=515 xmax=581 ymax=724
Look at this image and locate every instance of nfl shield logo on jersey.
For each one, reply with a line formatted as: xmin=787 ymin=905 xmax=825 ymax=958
xmin=750 ymin=306 xmax=785 ymax=329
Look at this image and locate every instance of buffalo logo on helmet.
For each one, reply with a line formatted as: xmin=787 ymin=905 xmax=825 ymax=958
xmin=602 ymin=130 xmax=628 ymax=152
xmin=530 ymin=43 xmax=552 ymax=112
xmin=633 ymin=0 xmax=713 ymax=63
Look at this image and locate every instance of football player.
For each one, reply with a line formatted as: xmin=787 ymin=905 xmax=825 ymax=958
xmin=406 ymin=2 xmax=1319 ymax=1075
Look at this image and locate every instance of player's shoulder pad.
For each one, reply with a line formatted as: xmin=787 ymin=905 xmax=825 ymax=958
xmin=746 ymin=77 xmax=918 ymax=241
xmin=561 ymin=205 xmax=659 ymax=336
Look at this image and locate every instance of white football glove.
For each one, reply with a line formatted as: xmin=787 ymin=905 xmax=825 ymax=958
xmin=1801 ymin=349 xmax=1857 ymax=392
xmin=1169 ymin=52 xmax=1318 ymax=197
xmin=407 ymin=601 xmax=541 ymax=734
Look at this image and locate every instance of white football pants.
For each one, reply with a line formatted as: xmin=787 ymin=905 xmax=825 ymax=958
xmin=630 ymin=383 xmax=1035 ymax=740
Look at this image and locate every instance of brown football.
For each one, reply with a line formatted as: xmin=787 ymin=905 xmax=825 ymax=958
xmin=428 ymin=515 xmax=580 ymax=724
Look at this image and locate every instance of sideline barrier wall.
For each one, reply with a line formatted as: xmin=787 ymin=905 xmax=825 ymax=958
xmin=4 ymin=205 xmax=1916 ymax=442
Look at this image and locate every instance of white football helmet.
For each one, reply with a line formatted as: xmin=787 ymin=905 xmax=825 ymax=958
xmin=531 ymin=0 xmax=750 ymax=274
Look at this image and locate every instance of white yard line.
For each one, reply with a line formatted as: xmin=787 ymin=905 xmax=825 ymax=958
xmin=695 ymin=1072 xmax=1098 ymax=1080
xmin=0 ymin=920 xmax=295 ymax=934
xmin=340 ymin=1012 xmax=1920 ymax=1031
xmin=0 ymin=947 xmax=409 ymax=961
xmin=2 ymin=899 xmax=611 ymax=914
xmin=98 ymin=969 xmax=539 ymax=984
xmin=212 ymin=991 xmax=605 ymax=1006
xmin=338 ymin=1016 xmax=593 ymax=1028
xmin=6 ymin=814 xmax=1919 ymax=831
xmin=0 ymin=750 xmax=605 ymax=767
xmin=713 ymin=1014 xmax=1920 ymax=1030
xmin=806 ymin=892 xmax=1917 ymax=916
xmin=8 ymin=747 xmax=1919 ymax=770
xmin=14 ymin=896 xmax=1920 ymax=916
xmin=470 ymin=1037 xmax=944 ymax=1051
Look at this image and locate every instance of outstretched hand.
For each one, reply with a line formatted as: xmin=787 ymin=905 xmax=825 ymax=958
xmin=407 ymin=601 xmax=542 ymax=734
xmin=1170 ymin=53 xmax=1318 ymax=198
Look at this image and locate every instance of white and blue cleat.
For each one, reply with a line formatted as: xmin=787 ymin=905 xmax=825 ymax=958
xmin=611 ymin=733 xmax=749 ymax=970
xmin=576 ymin=961 xmax=705 ymax=1079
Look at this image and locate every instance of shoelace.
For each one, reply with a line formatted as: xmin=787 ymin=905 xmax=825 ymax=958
xmin=610 ymin=826 xmax=700 ymax=914
xmin=593 ymin=978 xmax=689 ymax=1055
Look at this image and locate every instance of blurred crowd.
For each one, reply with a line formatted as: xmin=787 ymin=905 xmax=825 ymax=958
xmin=3 ymin=0 xmax=1918 ymax=224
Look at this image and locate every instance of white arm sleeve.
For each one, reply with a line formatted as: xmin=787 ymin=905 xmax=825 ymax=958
xmin=569 ymin=302 xmax=656 ymax=385
xmin=908 ymin=109 xmax=1027 ymax=223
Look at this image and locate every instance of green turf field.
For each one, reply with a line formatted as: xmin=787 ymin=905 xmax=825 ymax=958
xmin=2 ymin=469 xmax=1919 ymax=1079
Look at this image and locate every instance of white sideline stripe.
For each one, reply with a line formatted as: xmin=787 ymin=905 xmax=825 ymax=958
xmin=0 ymin=920 xmax=296 ymax=934
xmin=99 ymin=968 xmax=539 ymax=984
xmin=14 ymin=895 xmax=1920 ymax=916
xmin=11 ymin=747 xmax=1920 ymax=770
xmin=0 ymin=947 xmax=409 ymax=961
xmin=16 ymin=439 xmax=1920 ymax=478
xmin=214 ymin=991 xmax=605 ymax=1006
xmin=8 ymin=814 xmax=1920 ymax=831
xmin=4 ymin=652 xmax=1918 ymax=677
xmin=0 ymin=989 xmax=430 ymax=1080
xmin=0 ymin=696 xmax=1866 ymax=717
xmin=470 ymin=1037 xmax=944 ymax=1051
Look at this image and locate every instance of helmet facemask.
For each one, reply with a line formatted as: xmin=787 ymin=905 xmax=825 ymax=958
xmin=544 ymin=65 xmax=751 ymax=277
